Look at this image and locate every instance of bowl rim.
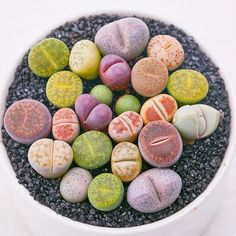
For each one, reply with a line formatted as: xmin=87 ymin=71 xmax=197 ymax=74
xmin=0 ymin=10 xmax=236 ymax=235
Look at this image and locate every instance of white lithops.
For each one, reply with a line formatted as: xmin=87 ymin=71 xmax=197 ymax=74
xmin=60 ymin=167 xmax=93 ymax=203
xmin=28 ymin=138 xmax=73 ymax=178
xmin=173 ymin=104 xmax=220 ymax=140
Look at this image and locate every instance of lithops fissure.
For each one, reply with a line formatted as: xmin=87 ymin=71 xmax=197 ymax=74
xmin=95 ymin=17 xmax=150 ymax=60
xmin=173 ymin=104 xmax=221 ymax=140
xmin=127 ymin=168 xmax=182 ymax=213
xmin=138 ymin=121 xmax=183 ymax=168
xmin=28 ymin=138 xmax=73 ymax=178
xmin=140 ymin=94 xmax=178 ymax=124
xmin=111 ymin=142 xmax=142 ymax=182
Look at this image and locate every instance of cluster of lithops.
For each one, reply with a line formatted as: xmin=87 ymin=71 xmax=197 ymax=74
xmin=3 ymin=16 xmax=221 ymax=214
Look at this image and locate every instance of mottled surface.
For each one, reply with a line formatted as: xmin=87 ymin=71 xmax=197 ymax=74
xmin=28 ymin=38 xmax=69 ymax=77
xmin=1 ymin=14 xmax=231 ymax=227
xmin=127 ymin=168 xmax=182 ymax=213
xmin=88 ymin=173 xmax=124 ymax=211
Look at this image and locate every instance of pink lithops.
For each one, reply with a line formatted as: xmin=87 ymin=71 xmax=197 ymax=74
xmin=4 ymin=99 xmax=52 ymax=144
xmin=108 ymin=111 xmax=143 ymax=143
xmin=75 ymin=94 xmax=112 ymax=131
xmin=147 ymin=35 xmax=185 ymax=71
xmin=99 ymin=54 xmax=131 ymax=91
xmin=127 ymin=168 xmax=182 ymax=213
xmin=138 ymin=121 xmax=182 ymax=167
xmin=52 ymin=108 xmax=80 ymax=143
xmin=140 ymin=94 xmax=178 ymax=125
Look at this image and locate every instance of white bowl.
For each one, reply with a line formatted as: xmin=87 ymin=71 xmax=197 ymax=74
xmin=0 ymin=12 xmax=236 ymax=236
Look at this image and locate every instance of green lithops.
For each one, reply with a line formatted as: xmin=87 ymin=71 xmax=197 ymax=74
xmin=90 ymin=85 xmax=113 ymax=105
xmin=46 ymin=71 xmax=83 ymax=108
xmin=167 ymin=69 xmax=209 ymax=105
xmin=28 ymin=38 xmax=69 ymax=77
xmin=72 ymin=131 xmax=112 ymax=169
xmin=173 ymin=104 xmax=220 ymax=140
xmin=88 ymin=173 xmax=124 ymax=211
xmin=115 ymin=94 xmax=141 ymax=115
xmin=69 ymin=40 xmax=101 ymax=80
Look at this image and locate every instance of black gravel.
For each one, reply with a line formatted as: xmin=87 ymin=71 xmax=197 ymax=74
xmin=1 ymin=14 xmax=231 ymax=228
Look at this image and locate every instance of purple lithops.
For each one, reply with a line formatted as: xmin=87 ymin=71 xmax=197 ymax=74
xmin=99 ymin=54 xmax=131 ymax=91
xmin=138 ymin=121 xmax=183 ymax=167
xmin=75 ymin=94 xmax=112 ymax=131
xmin=127 ymin=168 xmax=182 ymax=213
xmin=95 ymin=17 xmax=150 ymax=60
xmin=4 ymin=99 xmax=52 ymax=144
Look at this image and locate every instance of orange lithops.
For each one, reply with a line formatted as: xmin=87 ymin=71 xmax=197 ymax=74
xmin=140 ymin=94 xmax=178 ymax=125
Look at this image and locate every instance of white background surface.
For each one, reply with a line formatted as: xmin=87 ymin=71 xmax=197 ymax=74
xmin=0 ymin=0 xmax=236 ymax=235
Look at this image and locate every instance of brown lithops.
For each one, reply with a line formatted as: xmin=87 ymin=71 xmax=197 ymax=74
xmin=147 ymin=35 xmax=185 ymax=71
xmin=140 ymin=94 xmax=178 ymax=125
xmin=131 ymin=57 xmax=168 ymax=97
xmin=111 ymin=142 xmax=142 ymax=182
xmin=108 ymin=111 xmax=143 ymax=143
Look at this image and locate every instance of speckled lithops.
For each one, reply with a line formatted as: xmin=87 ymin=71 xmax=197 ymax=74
xmin=138 ymin=121 xmax=183 ymax=168
xmin=173 ymin=104 xmax=220 ymax=140
xmin=127 ymin=168 xmax=182 ymax=213
xmin=108 ymin=111 xmax=143 ymax=143
xmin=111 ymin=142 xmax=142 ymax=182
xmin=72 ymin=131 xmax=112 ymax=169
xmin=140 ymin=94 xmax=178 ymax=124
xmin=60 ymin=167 xmax=93 ymax=203
xmin=95 ymin=17 xmax=149 ymax=61
xmin=46 ymin=71 xmax=83 ymax=108
xmin=28 ymin=38 xmax=69 ymax=77
xmin=4 ymin=99 xmax=52 ymax=144
xmin=28 ymin=138 xmax=73 ymax=178
xmin=167 ymin=69 xmax=209 ymax=105
xmin=131 ymin=57 xmax=168 ymax=97
xmin=88 ymin=173 xmax=124 ymax=211
xmin=52 ymin=108 xmax=80 ymax=143
xmin=147 ymin=35 xmax=185 ymax=71
xmin=69 ymin=40 xmax=101 ymax=80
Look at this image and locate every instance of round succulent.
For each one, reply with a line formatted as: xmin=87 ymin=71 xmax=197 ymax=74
xmin=72 ymin=131 xmax=112 ymax=169
xmin=28 ymin=38 xmax=69 ymax=77
xmin=88 ymin=173 xmax=124 ymax=211
xmin=90 ymin=85 xmax=113 ymax=105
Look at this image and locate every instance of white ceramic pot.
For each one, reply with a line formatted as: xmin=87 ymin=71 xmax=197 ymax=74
xmin=0 ymin=12 xmax=235 ymax=236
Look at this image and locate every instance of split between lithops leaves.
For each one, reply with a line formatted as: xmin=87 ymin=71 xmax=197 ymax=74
xmin=173 ymin=104 xmax=220 ymax=140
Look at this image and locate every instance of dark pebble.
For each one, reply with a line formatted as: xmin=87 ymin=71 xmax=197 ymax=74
xmin=1 ymin=14 xmax=231 ymax=228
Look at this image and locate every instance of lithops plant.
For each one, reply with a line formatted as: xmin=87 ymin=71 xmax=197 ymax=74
xmin=167 ymin=69 xmax=209 ymax=105
xmin=46 ymin=71 xmax=83 ymax=108
xmin=140 ymin=94 xmax=178 ymax=125
xmin=90 ymin=85 xmax=113 ymax=105
xmin=111 ymin=142 xmax=142 ymax=182
xmin=28 ymin=138 xmax=73 ymax=178
xmin=99 ymin=54 xmax=131 ymax=91
xmin=72 ymin=131 xmax=112 ymax=169
xmin=60 ymin=167 xmax=93 ymax=203
xmin=147 ymin=35 xmax=185 ymax=71
xmin=138 ymin=121 xmax=183 ymax=168
xmin=75 ymin=94 xmax=112 ymax=131
xmin=173 ymin=104 xmax=221 ymax=140
xmin=28 ymin=38 xmax=69 ymax=77
xmin=52 ymin=108 xmax=80 ymax=143
xmin=127 ymin=168 xmax=182 ymax=213
xmin=4 ymin=99 xmax=52 ymax=144
xmin=88 ymin=173 xmax=124 ymax=211
xmin=69 ymin=40 xmax=101 ymax=80
xmin=108 ymin=111 xmax=143 ymax=143
xmin=95 ymin=17 xmax=150 ymax=60
xmin=115 ymin=94 xmax=141 ymax=115
xmin=131 ymin=57 xmax=169 ymax=97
